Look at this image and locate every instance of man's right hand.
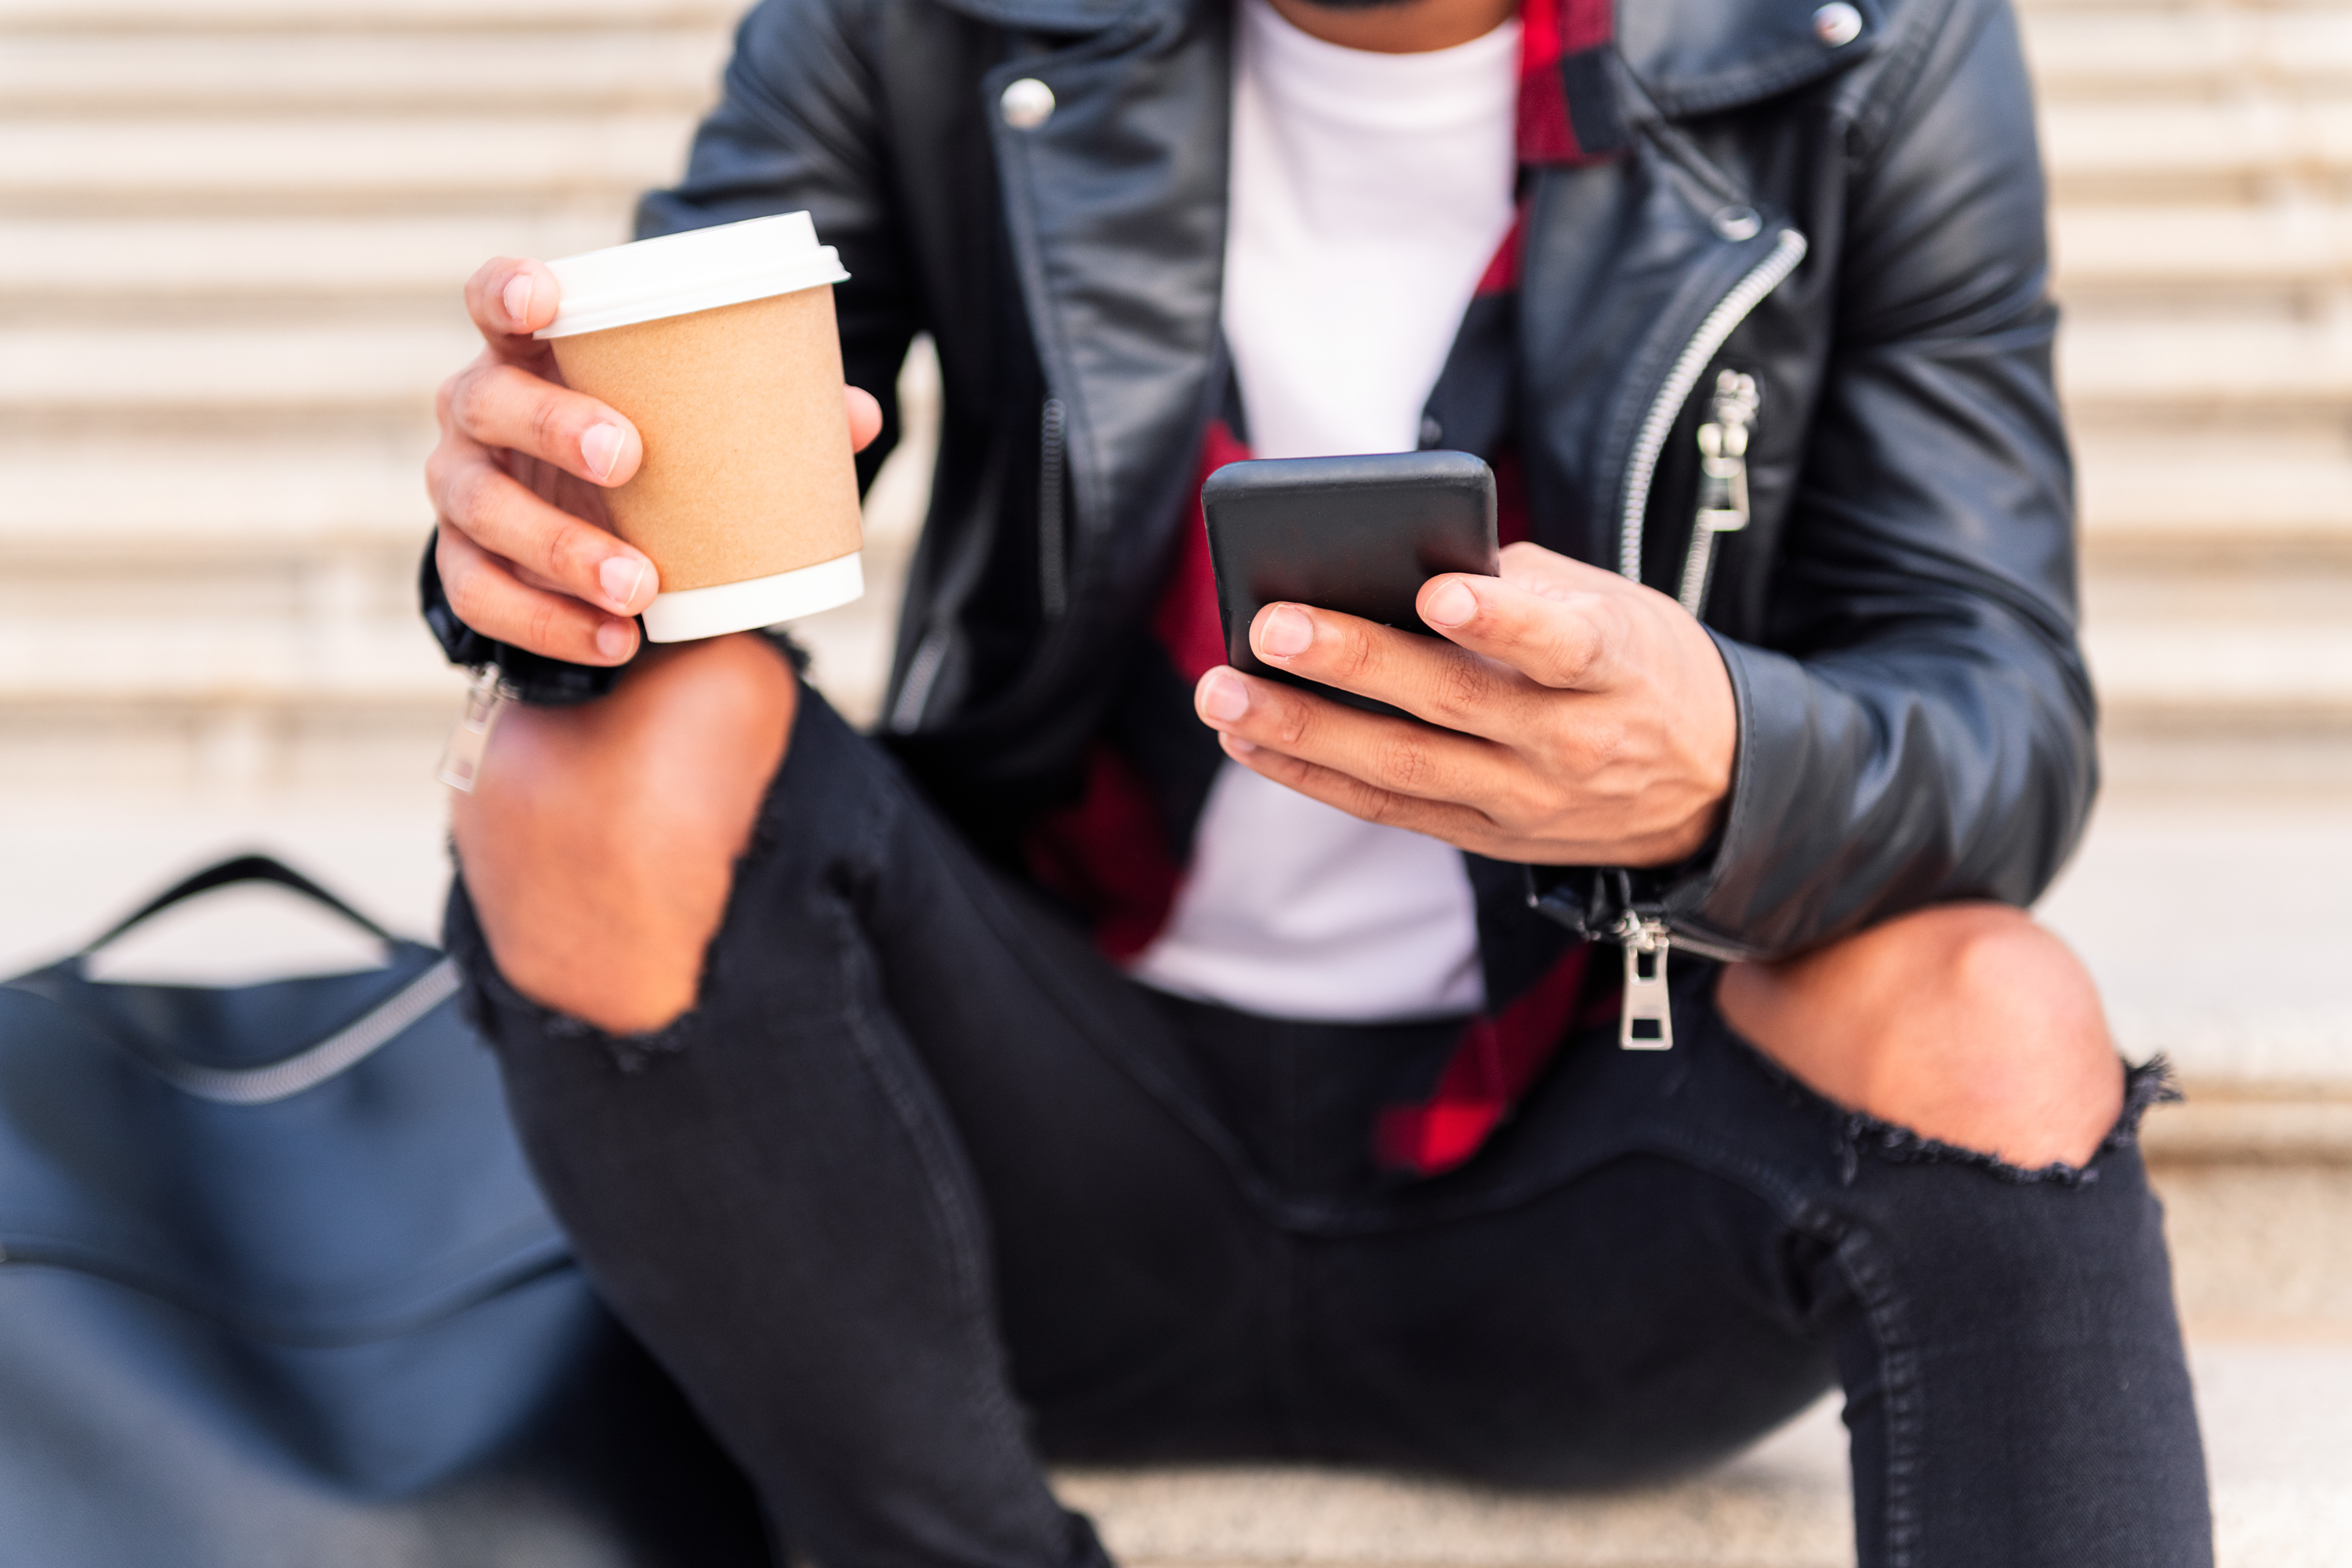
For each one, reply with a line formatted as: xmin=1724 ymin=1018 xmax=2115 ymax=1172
xmin=428 ymin=257 xmax=659 ymax=666
xmin=426 ymin=255 xmax=889 ymax=666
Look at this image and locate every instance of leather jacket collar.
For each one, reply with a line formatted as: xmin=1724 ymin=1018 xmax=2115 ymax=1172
xmin=925 ymin=0 xmax=1884 ymax=114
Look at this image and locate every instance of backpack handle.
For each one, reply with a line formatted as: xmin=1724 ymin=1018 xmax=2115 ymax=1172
xmin=9 ymin=855 xmax=459 ymax=1105
xmin=80 ymin=853 xmax=400 ymax=955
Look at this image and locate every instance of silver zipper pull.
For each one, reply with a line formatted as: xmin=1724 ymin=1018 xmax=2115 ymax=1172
xmin=1615 ymin=910 xmax=1673 ymax=1051
xmin=437 ymin=663 xmax=511 ymax=793
xmin=1677 ymin=368 xmax=1761 ymax=615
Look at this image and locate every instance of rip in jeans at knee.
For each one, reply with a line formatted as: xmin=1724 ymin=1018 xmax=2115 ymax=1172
xmin=452 ymin=930 xmax=706 ymax=1076
xmin=1830 ymin=1056 xmax=2180 ymax=1188
xmin=542 ymin=1004 xmax=702 ymax=1075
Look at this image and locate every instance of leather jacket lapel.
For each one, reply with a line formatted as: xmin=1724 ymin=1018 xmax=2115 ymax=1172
xmin=1519 ymin=78 xmax=1804 ymax=586
xmin=986 ymin=0 xmax=1231 ymax=623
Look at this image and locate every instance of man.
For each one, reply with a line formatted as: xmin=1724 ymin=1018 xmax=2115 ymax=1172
xmin=420 ymin=0 xmax=2212 ymax=1561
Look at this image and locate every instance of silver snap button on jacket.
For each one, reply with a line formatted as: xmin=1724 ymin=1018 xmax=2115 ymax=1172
xmin=1813 ymin=2 xmax=1863 ymax=46
xmin=1000 ymin=78 xmax=1055 ymax=129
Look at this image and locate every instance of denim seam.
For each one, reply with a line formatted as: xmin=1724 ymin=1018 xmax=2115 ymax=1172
xmin=1835 ymin=1225 xmax=1925 ymax=1567
xmin=834 ymin=922 xmax=1044 ymax=1483
xmin=831 ymin=808 xmax=1076 ymax=1552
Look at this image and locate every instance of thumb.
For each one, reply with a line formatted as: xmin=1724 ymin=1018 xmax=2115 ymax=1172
xmin=1417 ymin=568 xmax=1615 ymax=691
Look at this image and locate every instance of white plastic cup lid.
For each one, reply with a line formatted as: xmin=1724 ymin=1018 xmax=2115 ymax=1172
xmin=534 ymin=212 xmax=851 ymax=339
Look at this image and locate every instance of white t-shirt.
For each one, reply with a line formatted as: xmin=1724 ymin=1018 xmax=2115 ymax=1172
xmin=1127 ymin=0 xmax=1520 ymax=1022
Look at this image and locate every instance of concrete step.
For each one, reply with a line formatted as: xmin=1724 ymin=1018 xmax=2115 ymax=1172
xmin=2085 ymin=625 xmax=2352 ymax=728
xmin=2043 ymin=99 xmax=2352 ymax=201
xmin=2054 ymin=203 xmax=2352 ymax=294
xmin=0 ymin=339 xmax=934 ymax=739
xmin=0 ymin=31 xmax=728 ymax=114
xmin=0 ymin=434 xmax=434 ymax=550
xmin=1053 ymin=1342 xmax=2352 ymax=1568
xmin=2074 ymin=426 xmax=2352 ymax=547
xmin=2038 ymin=786 xmax=2352 ymax=1083
xmin=2060 ymin=313 xmax=2352 ymax=411
xmin=0 ymin=618 xmax=460 ymax=707
xmin=0 ymin=322 xmax=480 ymax=413
xmin=0 ymin=117 xmax=694 ymax=212
xmin=2024 ymin=7 xmax=2352 ymax=98
xmin=2078 ymin=530 xmax=2352 ymax=728
xmin=0 ymin=216 xmax=631 ymax=303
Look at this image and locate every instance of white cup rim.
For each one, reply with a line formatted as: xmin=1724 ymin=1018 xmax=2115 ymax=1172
xmin=535 ymin=212 xmax=850 ymax=339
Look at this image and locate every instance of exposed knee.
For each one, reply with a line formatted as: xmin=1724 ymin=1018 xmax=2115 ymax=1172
xmin=450 ymin=633 xmax=797 ymax=1036
xmin=1718 ymin=903 xmax=2125 ymax=1170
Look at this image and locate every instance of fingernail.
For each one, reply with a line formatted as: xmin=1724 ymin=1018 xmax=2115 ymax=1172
xmin=1225 ymin=735 xmax=1258 ymax=756
xmin=1424 ymin=579 xmax=1477 ymax=628
xmin=581 ymin=423 xmax=625 ymax=483
xmin=1200 ymin=670 xmax=1250 ymax=724
xmin=599 ymin=554 xmax=647 ymax=611
xmin=594 ymin=619 xmax=633 ymax=660
xmin=1258 ymin=604 xmax=1313 ymax=659
xmin=502 ymin=272 xmax=535 ymax=328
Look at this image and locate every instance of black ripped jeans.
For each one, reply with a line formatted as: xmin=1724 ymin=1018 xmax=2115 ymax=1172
xmin=446 ymin=691 xmax=2212 ymax=1568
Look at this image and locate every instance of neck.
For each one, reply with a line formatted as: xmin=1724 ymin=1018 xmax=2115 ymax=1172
xmin=1264 ymin=0 xmax=1516 ymax=53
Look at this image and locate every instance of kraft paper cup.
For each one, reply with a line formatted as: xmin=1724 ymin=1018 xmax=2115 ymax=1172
xmin=535 ymin=212 xmax=864 ymax=643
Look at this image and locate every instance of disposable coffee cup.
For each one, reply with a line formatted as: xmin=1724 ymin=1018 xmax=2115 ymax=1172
xmin=535 ymin=212 xmax=863 ymax=643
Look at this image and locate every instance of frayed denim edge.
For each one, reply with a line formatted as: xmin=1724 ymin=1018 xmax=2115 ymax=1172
xmin=1829 ymin=1055 xmax=2180 ymax=1189
xmin=448 ymin=775 xmax=796 ymax=1077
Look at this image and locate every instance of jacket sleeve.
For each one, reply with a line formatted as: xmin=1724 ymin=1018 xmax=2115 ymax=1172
xmin=420 ymin=0 xmax=920 ymax=699
xmin=1665 ymin=0 xmax=2096 ymax=959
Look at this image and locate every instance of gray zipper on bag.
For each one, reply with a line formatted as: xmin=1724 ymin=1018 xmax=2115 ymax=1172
xmin=33 ymin=956 xmax=466 ymax=1107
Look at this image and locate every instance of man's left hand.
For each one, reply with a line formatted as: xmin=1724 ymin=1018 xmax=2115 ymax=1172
xmin=1192 ymin=541 xmax=1736 ymax=867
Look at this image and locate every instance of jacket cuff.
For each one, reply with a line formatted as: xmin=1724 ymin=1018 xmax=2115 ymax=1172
xmin=417 ymin=533 xmax=627 ymax=707
xmin=1652 ymin=632 xmax=1833 ymax=960
xmin=1525 ymin=633 xmax=1824 ymax=961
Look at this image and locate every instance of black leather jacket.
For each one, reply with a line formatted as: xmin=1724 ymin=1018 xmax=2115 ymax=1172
xmin=426 ymin=0 xmax=2091 ymax=965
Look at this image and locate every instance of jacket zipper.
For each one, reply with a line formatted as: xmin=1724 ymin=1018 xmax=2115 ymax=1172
xmin=1617 ymin=227 xmax=1806 ymax=585
xmin=1675 ymin=368 xmax=1760 ymax=616
xmin=1037 ymin=396 xmax=1069 ymax=620
xmin=1613 ymin=909 xmax=1674 ymax=1050
xmin=1595 ymin=227 xmax=1805 ymax=1047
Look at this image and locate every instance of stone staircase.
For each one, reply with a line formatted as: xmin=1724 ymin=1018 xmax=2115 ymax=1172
xmin=1 ymin=0 xmax=2346 ymax=1559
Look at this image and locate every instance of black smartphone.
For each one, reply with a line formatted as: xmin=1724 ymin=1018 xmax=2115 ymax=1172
xmin=1200 ymin=450 xmax=1499 ymax=716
